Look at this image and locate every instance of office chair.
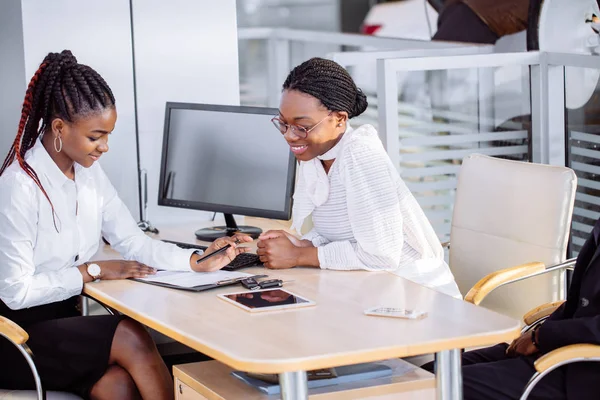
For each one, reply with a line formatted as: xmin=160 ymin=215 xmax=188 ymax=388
xmin=465 ymin=259 xmax=600 ymax=400
xmin=448 ymin=153 xmax=577 ymax=321
xmin=0 ymin=296 xmax=116 ymax=400
xmin=448 ymin=154 xmax=600 ymax=399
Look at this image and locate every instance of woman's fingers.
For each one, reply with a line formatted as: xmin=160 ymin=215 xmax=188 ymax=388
xmin=225 ymin=246 xmax=237 ymax=261
xmin=127 ymin=262 xmax=155 ymax=278
xmin=232 ymin=234 xmax=254 ymax=244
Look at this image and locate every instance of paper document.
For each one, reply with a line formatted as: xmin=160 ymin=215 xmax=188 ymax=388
xmin=137 ymin=270 xmax=252 ymax=288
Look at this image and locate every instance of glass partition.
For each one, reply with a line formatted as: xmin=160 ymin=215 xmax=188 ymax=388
xmin=565 ymin=67 xmax=600 ymax=256
xmin=379 ymin=55 xmax=534 ymax=240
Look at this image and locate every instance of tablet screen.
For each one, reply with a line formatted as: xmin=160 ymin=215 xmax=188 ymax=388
xmin=219 ymin=289 xmax=314 ymax=312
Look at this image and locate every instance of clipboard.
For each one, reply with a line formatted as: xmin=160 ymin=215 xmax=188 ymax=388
xmin=131 ymin=274 xmax=267 ymax=292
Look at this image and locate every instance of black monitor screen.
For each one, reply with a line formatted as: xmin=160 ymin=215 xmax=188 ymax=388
xmin=158 ymin=103 xmax=295 ymax=220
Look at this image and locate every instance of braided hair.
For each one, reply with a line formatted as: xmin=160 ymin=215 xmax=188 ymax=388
xmin=0 ymin=50 xmax=115 ymax=223
xmin=282 ymin=57 xmax=367 ymax=118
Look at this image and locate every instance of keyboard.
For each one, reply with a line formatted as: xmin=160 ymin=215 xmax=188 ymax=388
xmin=222 ymin=252 xmax=262 ymax=271
xmin=163 ymin=240 xmax=261 ymax=270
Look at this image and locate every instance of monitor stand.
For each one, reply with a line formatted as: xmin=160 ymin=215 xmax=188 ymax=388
xmin=194 ymin=213 xmax=263 ymax=241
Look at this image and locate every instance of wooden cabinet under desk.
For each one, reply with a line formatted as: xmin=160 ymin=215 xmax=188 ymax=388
xmin=173 ymin=360 xmax=435 ymax=400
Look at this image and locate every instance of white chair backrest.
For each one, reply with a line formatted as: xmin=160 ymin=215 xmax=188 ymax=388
xmin=450 ymin=154 xmax=577 ymax=320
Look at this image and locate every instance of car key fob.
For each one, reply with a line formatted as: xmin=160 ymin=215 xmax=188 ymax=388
xmin=258 ymin=279 xmax=283 ymax=289
xmin=240 ymin=277 xmax=260 ymax=290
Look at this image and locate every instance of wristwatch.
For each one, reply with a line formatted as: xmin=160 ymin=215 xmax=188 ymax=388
xmin=85 ymin=262 xmax=102 ymax=280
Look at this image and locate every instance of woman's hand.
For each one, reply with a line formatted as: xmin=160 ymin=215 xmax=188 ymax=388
xmin=192 ymin=234 xmax=254 ymax=272
xmin=256 ymin=234 xmax=301 ymax=269
xmin=258 ymin=230 xmax=313 ymax=248
xmin=79 ymin=260 xmax=157 ymax=282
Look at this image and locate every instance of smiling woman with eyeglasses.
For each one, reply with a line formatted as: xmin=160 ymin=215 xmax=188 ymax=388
xmin=257 ymin=57 xmax=460 ymax=298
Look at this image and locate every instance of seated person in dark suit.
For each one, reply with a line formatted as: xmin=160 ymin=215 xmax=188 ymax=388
xmin=423 ymin=217 xmax=600 ymax=400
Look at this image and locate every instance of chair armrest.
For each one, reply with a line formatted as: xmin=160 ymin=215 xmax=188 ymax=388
xmin=522 ymin=301 xmax=564 ymax=326
xmin=464 ymin=258 xmax=576 ymax=305
xmin=534 ymin=344 xmax=600 ymax=373
xmin=464 ymin=262 xmax=545 ymax=305
xmin=0 ymin=316 xmax=28 ymax=345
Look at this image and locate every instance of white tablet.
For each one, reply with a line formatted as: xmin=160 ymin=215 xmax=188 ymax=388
xmin=218 ymin=288 xmax=315 ymax=313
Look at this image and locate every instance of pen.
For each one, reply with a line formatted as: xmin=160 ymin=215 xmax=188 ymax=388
xmin=196 ymin=237 xmax=245 ymax=265
xmin=195 ymin=244 xmax=231 ymax=264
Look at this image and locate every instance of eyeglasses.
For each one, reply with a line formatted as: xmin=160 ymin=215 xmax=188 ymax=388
xmin=270 ymin=112 xmax=332 ymax=139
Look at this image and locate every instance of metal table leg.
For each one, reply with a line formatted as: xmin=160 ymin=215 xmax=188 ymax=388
xmin=279 ymin=370 xmax=308 ymax=400
xmin=436 ymin=349 xmax=463 ymax=400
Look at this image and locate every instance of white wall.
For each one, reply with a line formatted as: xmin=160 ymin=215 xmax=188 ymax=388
xmin=0 ymin=1 xmax=26 ymax=161
xmin=132 ymin=0 xmax=240 ymax=225
xmin=21 ymin=0 xmax=140 ymax=218
xmin=17 ymin=0 xmax=241 ymax=229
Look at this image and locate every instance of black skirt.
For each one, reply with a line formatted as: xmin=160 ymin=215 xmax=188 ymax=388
xmin=0 ymin=296 xmax=125 ymax=399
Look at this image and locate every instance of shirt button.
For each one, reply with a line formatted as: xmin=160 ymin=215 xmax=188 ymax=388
xmin=581 ymin=298 xmax=590 ymax=307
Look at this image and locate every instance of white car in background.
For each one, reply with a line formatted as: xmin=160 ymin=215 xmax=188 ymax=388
xmin=361 ymin=0 xmax=439 ymax=40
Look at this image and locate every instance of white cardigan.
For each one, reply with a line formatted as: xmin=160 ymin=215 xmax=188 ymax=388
xmin=292 ymin=124 xmax=461 ymax=298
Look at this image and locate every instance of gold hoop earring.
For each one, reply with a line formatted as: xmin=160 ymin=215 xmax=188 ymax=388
xmin=54 ymin=136 xmax=63 ymax=153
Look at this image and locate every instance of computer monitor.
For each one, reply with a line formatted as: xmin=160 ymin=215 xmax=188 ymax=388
xmin=158 ymin=102 xmax=296 ymax=241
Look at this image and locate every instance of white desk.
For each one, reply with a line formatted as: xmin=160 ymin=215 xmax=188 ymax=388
xmin=87 ymin=219 xmax=521 ymax=400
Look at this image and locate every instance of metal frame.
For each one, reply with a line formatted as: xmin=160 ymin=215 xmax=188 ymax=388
xmin=435 ymin=349 xmax=463 ymax=400
xmin=520 ymin=358 xmax=600 ymax=400
xmin=520 ymin=315 xmax=552 ymax=335
xmin=279 ymin=371 xmax=308 ymax=400
xmin=481 ymin=259 xmax=576 ymax=307
xmin=330 ymin=45 xmax=493 ymax=66
xmin=0 ymin=332 xmax=45 ymax=400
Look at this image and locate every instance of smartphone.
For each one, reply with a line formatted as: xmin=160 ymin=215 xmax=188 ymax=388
xmin=364 ymin=307 xmax=427 ymax=320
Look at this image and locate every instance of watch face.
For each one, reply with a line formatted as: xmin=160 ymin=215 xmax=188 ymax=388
xmin=88 ymin=263 xmax=101 ymax=278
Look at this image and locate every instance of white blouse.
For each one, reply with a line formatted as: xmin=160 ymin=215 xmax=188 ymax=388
xmin=0 ymin=138 xmax=197 ymax=310
xmin=292 ymin=124 xmax=461 ymax=298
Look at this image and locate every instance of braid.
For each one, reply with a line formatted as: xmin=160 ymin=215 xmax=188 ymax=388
xmin=0 ymin=49 xmax=116 ymax=230
xmin=283 ymin=57 xmax=368 ymax=118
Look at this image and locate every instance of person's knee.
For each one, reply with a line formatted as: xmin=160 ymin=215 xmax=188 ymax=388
xmin=91 ymin=365 xmax=140 ymax=400
xmin=114 ymin=318 xmax=157 ymax=357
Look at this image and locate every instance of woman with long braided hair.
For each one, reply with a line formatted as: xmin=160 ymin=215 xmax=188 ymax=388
xmin=0 ymin=50 xmax=251 ymax=399
xmin=256 ymin=57 xmax=460 ymax=298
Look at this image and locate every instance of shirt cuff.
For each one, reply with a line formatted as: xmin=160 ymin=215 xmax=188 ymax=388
xmin=317 ymin=242 xmax=362 ymax=271
xmin=310 ymin=236 xmax=329 ymax=247
xmin=63 ymin=266 xmax=84 ymax=296
xmin=174 ymin=248 xmax=197 ymax=272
